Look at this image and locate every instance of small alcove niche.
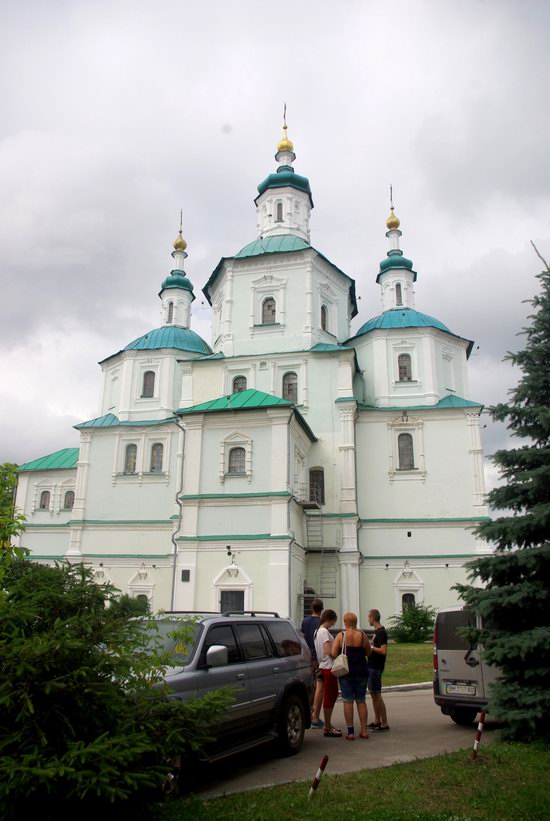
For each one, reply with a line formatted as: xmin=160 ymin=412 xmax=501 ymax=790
xmin=393 ymin=562 xmax=424 ymax=614
xmin=127 ymin=563 xmax=155 ymax=602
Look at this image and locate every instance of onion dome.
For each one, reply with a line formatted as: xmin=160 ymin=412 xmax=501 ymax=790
xmin=160 ymin=270 xmax=194 ymax=293
xmin=173 ymin=230 xmax=187 ymax=252
xmin=277 ymin=124 xmax=294 ymax=153
xmin=386 ymin=208 xmax=400 ymax=230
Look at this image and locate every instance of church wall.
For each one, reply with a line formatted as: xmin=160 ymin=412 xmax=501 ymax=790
xmin=356 ymin=411 xmax=483 ymax=518
xmin=82 ymin=430 xmax=179 ymax=521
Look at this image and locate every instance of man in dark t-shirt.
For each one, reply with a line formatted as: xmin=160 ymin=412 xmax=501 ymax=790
xmin=301 ymin=598 xmax=324 ymax=728
xmin=367 ymin=608 xmax=389 ymax=731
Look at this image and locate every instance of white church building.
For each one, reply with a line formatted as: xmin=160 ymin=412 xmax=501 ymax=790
xmin=15 ymin=123 xmax=490 ymax=626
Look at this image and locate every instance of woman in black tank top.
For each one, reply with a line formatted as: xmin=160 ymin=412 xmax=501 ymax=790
xmin=331 ymin=611 xmax=372 ymax=739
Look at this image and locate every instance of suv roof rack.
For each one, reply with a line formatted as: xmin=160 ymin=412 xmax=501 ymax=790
xmin=222 ymin=610 xmax=280 ymax=618
xmin=161 ymin=611 xmax=221 ymax=615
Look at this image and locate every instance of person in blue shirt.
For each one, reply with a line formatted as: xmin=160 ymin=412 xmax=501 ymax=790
xmin=301 ymin=598 xmax=325 ymax=728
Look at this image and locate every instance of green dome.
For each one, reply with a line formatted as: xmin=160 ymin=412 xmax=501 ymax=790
xmin=160 ymin=269 xmax=194 ymax=293
xmin=353 ymin=308 xmax=451 ymax=338
xmin=124 ymin=326 xmax=211 ymax=355
xmin=256 ymin=166 xmax=313 ymax=205
xmin=235 ymin=235 xmax=310 ymax=258
xmin=379 ymin=252 xmax=414 ymax=272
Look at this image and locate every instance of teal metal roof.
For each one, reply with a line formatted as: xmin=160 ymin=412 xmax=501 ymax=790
xmin=17 ymin=448 xmax=79 ymax=472
xmin=256 ymin=166 xmax=313 ymax=205
xmin=176 ymin=388 xmax=292 ymax=415
xmin=359 ymin=395 xmax=483 ymax=411
xmin=349 ymin=308 xmax=474 ymax=357
xmin=160 ymin=270 xmax=194 ymax=294
xmin=376 ymin=251 xmax=417 ymax=283
xmin=310 ymin=343 xmax=351 ymax=352
xmin=235 ymin=235 xmax=310 ymax=258
xmin=353 ymin=308 xmax=451 ymax=336
xmin=75 ymin=414 xmax=176 ymax=430
xmin=204 ymin=237 xmax=358 ymax=319
xmin=122 ymin=326 xmax=211 ymax=355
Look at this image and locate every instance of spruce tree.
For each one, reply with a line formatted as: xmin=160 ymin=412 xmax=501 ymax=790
xmin=456 ymin=245 xmax=550 ymax=743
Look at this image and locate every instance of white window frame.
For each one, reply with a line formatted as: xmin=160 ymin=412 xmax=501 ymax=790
xmin=114 ymin=432 xmax=171 ymax=484
xmin=127 ymin=564 xmax=155 ymax=604
xmin=387 ymin=414 xmax=426 ymax=481
xmin=442 ymin=348 xmax=456 ymax=392
xmin=392 ymin=342 xmax=419 ymax=387
xmin=220 ymin=431 xmax=253 ymax=484
xmin=393 ymin=565 xmax=424 ymax=614
xmin=136 ymin=360 xmax=160 ymax=402
xmin=250 ymin=273 xmax=287 ymax=330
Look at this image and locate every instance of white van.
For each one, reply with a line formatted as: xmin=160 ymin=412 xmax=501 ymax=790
xmin=433 ymin=607 xmax=500 ymax=726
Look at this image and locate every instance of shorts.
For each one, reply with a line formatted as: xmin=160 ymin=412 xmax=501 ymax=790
xmin=320 ymin=668 xmax=339 ymax=708
xmin=368 ymin=668 xmax=383 ymax=694
xmin=339 ymin=674 xmax=368 ymax=703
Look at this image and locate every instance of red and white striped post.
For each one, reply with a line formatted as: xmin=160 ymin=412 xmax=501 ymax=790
xmin=308 ymin=755 xmax=329 ymax=800
xmin=472 ymin=711 xmax=486 ymax=759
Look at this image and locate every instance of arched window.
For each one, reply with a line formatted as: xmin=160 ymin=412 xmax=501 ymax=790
xmin=150 ymin=443 xmax=163 ymax=473
xmin=402 ymin=592 xmax=416 ymax=609
xmin=398 ymin=353 xmax=412 ymax=382
xmin=63 ymin=490 xmax=75 ymax=510
xmin=282 ymin=371 xmax=298 ymax=403
xmin=275 ymin=201 xmax=283 ymax=222
xmin=262 ymin=297 xmax=276 ymax=325
xmin=398 ymin=433 xmax=415 ymax=470
xmin=321 ymin=304 xmax=328 ymax=332
xmin=396 ymin=283 xmax=403 ymax=306
xmin=228 ymin=446 xmax=246 ymax=475
xmin=142 ymin=370 xmax=155 ymax=398
xmin=39 ymin=490 xmax=50 ymax=510
xmin=309 ymin=469 xmax=325 ymax=505
xmin=232 ymin=376 xmax=247 ymax=394
xmin=124 ymin=443 xmax=137 ymax=474
xmin=167 ymin=301 xmax=174 ymax=324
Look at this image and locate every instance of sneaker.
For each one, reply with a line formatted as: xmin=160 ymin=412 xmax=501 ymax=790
xmin=310 ymin=718 xmax=324 ymax=729
xmin=371 ymin=724 xmax=390 ymax=732
xmin=367 ymin=722 xmax=381 ymax=729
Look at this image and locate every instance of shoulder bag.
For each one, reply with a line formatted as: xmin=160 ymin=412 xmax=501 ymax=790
xmin=331 ymin=631 xmax=349 ymax=678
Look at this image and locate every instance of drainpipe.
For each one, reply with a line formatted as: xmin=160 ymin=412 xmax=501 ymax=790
xmin=170 ymin=417 xmax=187 ymax=611
xmin=287 ymin=410 xmax=293 ymax=619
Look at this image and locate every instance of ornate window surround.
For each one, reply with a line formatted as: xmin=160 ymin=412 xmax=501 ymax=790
xmin=212 ymin=563 xmax=253 ymax=611
xmin=393 ymin=563 xmax=424 ymax=614
xmin=113 ymin=431 xmax=171 ymax=485
xmin=387 ymin=413 xmax=426 ymax=481
xmin=249 ymin=272 xmax=287 ymax=331
xmin=391 ymin=341 xmax=419 ymax=388
xmin=219 ymin=431 xmax=253 ymax=484
xmin=135 ymin=359 xmax=161 ymax=402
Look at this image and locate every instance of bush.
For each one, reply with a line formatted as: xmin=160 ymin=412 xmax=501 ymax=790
xmin=388 ymin=602 xmax=436 ymax=643
xmin=0 ymin=560 xmax=231 ymax=819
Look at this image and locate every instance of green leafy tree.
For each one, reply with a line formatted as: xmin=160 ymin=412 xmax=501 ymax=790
xmin=0 ymin=463 xmax=18 ymax=518
xmin=456 ymin=245 xmax=550 ymax=743
xmin=0 ymin=463 xmax=27 ymax=581
xmin=388 ymin=602 xmax=436 ymax=643
xmin=0 ymin=560 xmax=232 ymax=819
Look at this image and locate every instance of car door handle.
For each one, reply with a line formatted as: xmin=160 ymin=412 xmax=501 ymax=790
xmin=272 ymin=666 xmax=280 ymax=672
xmin=237 ymin=673 xmax=245 ymax=679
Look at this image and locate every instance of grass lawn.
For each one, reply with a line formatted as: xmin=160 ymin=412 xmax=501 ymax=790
xmin=155 ymin=742 xmax=550 ymax=821
xmin=383 ymin=641 xmax=433 ymax=686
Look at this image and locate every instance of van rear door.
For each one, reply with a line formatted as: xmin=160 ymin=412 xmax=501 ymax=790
xmin=436 ymin=609 xmax=484 ymax=701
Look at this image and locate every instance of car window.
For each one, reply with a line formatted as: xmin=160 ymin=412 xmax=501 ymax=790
xmin=202 ymin=624 xmax=241 ymax=664
xmin=235 ymin=623 xmax=272 ymax=660
xmin=266 ymin=621 xmax=302 ymax=657
xmin=437 ymin=610 xmax=475 ymax=650
xmin=153 ymin=618 xmax=202 ymax=666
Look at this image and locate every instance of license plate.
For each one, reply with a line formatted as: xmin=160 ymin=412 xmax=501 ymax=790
xmin=445 ymin=683 xmax=476 ymax=695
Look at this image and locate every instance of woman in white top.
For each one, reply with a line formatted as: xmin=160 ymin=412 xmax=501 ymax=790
xmin=313 ymin=608 xmax=342 ymax=737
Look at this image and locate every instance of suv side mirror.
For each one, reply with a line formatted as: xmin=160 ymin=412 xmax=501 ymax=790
xmin=206 ymin=644 xmax=228 ymax=668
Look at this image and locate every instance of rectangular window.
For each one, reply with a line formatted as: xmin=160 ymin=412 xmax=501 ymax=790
xmin=235 ymin=623 xmax=272 ymax=660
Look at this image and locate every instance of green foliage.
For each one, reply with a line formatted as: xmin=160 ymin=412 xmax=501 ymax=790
xmin=388 ymin=602 xmax=436 ymax=643
xmin=456 ymin=253 xmax=550 ymax=743
xmin=0 ymin=463 xmax=18 ymax=518
xmin=0 ymin=560 xmax=232 ymax=819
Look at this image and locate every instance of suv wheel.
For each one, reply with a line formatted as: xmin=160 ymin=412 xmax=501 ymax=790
xmin=277 ymin=694 xmax=305 ymax=756
xmin=450 ymin=707 xmax=478 ymax=726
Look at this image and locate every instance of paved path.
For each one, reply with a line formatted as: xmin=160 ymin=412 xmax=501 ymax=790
xmin=194 ymin=689 xmax=498 ymax=799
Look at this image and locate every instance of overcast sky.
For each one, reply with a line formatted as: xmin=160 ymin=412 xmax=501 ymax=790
xmin=1 ymin=0 xmax=548 ymax=493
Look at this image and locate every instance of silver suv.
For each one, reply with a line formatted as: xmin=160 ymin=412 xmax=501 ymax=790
xmin=155 ymin=611 xmax=313 ymax=760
